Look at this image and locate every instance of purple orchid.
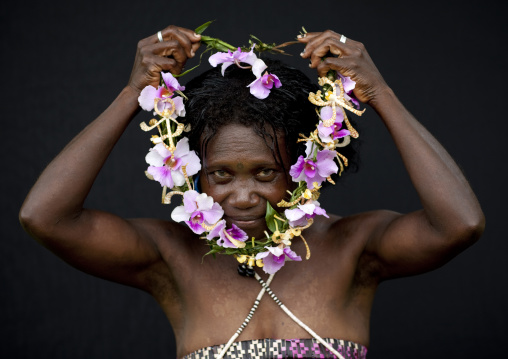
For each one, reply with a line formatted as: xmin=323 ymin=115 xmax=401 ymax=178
xmin=289 ymin=143 xmax=338 ymax=189
xmin=247 ymin=58 xmax=281 ymax=99
xmin=285 ymin=200 xmax=329 ymax=228
xmin=206 ymin=220 xmax=248 ymax=248
xmin=138 ymin=72 xmax=186 ymax=114
xmin=255 ymin=246 xmax=302 ymax=274
xmin=317 ymin=106 xmax=350 ymax=144
xmin=171 ymin=190 xmax=224 ymax=235
xmin=145 ymin=137 xmax=201 ymax=189
xmin=208 ymin=46 xmax=259 ymax=75
xmin=161 ymin=71 xmax=185 ymax=93
xmin=248 ymin=72 xmax=282 ymax=99
xmin=138 ymin=87 xmax=186 ymax=118
xmin=338 ymin=73 xmax=360 ymax=109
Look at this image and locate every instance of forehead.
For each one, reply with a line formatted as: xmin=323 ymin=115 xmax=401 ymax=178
xmin=202 ymin=124 xmax=289 ymax=167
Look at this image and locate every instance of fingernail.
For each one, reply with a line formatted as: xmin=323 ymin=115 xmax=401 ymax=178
xmin=309 ymin=62 xmax=312 ymax=68
xmin=191 ymin=50 xmax=195 ymax=57
xmin=194 ymin=33 xmax=200 ymax=37
xmin=300 ymin=52 xmax=305 ymax=57
xmin=297 ymin=34 xmax=302 ymax=39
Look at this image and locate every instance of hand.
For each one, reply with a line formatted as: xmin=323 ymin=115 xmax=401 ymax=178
xmin=127 ymin=25 xmax=201 ymax=94
xmin=298 ymin=30 xmax=389 ymax=104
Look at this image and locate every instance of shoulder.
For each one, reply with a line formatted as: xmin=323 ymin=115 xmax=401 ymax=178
xmin=125 ymin=218 xmax=201 ymax=292
xmin=315 ymin=209 xmax=402 ymax=250
xmin=309 ymin=210 xmax=402 ymax=284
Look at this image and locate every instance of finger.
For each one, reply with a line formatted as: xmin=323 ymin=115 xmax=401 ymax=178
xmin=147 ymin=26 xmax=201 ymax=55
xmin=146 ymin=40 xmax=188 ymax=64
xmin=165 ymin=28 xmax=195 ymax=58
xmin=158 ymin=56 xmax=184 ymax=75
xmin=191 ymin=41 xmax=201 ymax=56
xmin=309 ymin=38 xmax=344 ymax=68
xmin=147 ymin=54 xmax=183 ymax=75
xmin=296 ymin=31 xmax=321 ymax=43
xmin=300 ymin=30 xmax=347 ymax=60
xmin=174 ymin=26 xmax=202 ymax=44
xmin=301 ymin=30 xmax=338 ymax=58
xmin=162 ymin=26 xmax=201 ymax=55
xmin=316 ymin=57 xmax=354 ymax=78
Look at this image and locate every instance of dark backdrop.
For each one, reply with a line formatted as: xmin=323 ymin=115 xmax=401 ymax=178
xmin=2 ymin=0 xmax=507 ymax=358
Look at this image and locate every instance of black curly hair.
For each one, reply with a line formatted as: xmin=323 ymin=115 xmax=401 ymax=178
xmin=183 ymin=58 xmax=359 ymax=177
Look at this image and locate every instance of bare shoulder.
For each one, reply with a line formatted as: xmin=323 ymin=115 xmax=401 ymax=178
xmin=318 ymin=209 xmax=401 ymax=251
xmin=309 ymin=210 xmax=402 ymax=285
xmin=123 ymin=217 xmax=198 ymax=294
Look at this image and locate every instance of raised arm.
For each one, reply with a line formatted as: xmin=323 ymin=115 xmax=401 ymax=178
xmin=19 ymin=26 xmax=201 ymax=289
xmin=299 ymin=31 xmax=485 ymax=279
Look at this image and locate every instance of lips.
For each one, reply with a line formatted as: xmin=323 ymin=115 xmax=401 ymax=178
xmin=226 ymin=215 xmax=266 ymax=229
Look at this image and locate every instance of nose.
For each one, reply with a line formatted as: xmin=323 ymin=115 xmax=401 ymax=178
xmin=228 ymin=185 xmax=260 ymax=209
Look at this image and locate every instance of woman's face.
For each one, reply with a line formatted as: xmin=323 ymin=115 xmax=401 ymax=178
xmin=200 ymin=124 xmax=292 ymax=239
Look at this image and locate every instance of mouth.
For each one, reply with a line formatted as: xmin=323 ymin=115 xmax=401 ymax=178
xmin=226 ymin=215 xmax=266 ymax=230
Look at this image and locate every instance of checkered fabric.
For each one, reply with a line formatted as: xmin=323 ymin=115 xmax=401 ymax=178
xmin=182 ymin=338 xmax=368 ymax=359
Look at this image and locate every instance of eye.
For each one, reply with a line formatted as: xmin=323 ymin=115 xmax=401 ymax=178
xmin=256 ymin=168 xmax=275 ymax=179
xmin=212 ymin=170 xmax=232 ymax=179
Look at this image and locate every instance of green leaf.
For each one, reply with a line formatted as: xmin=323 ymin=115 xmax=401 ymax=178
xmin=173 ymin=64 xmax=201 ymax=78
xmin=195 ymin=20 xmax=214 ymax=35
xmin=265 ymin=202 xmax=283 ymax=233
xmin=201 ymin=36 xmax=236 ymax=52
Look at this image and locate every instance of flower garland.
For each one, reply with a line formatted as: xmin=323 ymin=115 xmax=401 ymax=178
xmin=138 ymin=24 xmax=365 ymax=275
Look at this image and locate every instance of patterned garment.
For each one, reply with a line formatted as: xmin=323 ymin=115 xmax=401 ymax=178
xmin=182 ymin=338 xmax=368 ymax=359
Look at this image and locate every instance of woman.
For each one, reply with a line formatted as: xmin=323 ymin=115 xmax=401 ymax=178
xmin=19 ymin=25 xmax=484 ymax=358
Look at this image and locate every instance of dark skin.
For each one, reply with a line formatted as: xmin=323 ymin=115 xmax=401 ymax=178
xmin=19 ymin=26 xmax=484 ymax=357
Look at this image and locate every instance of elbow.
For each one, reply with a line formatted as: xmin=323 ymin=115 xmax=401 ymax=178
xmin=19 ymin=203 xmax=41 ymax=237
xmin=449 ymin=211 xmax=486 ymax=249
xmin=19 ymin=202 xmax=54 ymax=240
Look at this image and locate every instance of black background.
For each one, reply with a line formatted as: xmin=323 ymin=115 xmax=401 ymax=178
xmin=2 ymin=0 xmax=507 ymax=358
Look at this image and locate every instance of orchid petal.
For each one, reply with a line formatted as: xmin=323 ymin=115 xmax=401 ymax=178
xmin=243 ymin=51 xmax=259 ymax=66
xmin=171 ymin=170 xmax=185 ymax=187
xmin=202 ymin=202 xmax=224 ymax=224
xmin=161 ymin=72 xmax=185 ymax=92
xmin=147 ymin=166 xmax=174 ymax=188
xmin=303 ymin=160 xmax=317 ymax=178
xmin=251 ymin=59 xmax=267 ymax=78
xmin=316 ymin=155 xmax=338 ymax=178
xmin=260 ymin=252 xmax=285 ymax=274
xmin=247 ymin=78 xmax=271 ymax=99
xmin=196 ymin=193 xmax=214 ymax=210
xmin=266 ymin=246 xmax=284 ymax=257
xmin=183 ymin=190 xmax=199 ymax=213
xmin=145 ymin=147 xmax=164 ymax=167
xmin=181 ymin=151 xmax=201 ymax=176
xmin=152 ymin=143 xmax=172 ymax=159
xmin=283 ymin=247 xmax=302 ymax=261
xmin=221 ymin=62 xmax=234 ymax=76
xmin=207 ymin=219 xmax=226 ymax=240
xmin=271 ymin=74 xmax=282 ymax=88
xmin=228 ymin=224 xmax=248 ymax=242
xmin=185 ymin=219 xmax=205 ymax=234
xmin=171 ymin=206 xmax=190 ymax=222
xmin=208 ymin=52 xmax=231 ymax=67
xmin=285 ymin=208 xmax=305 ymax=222
xmin=138 ymin=86 xmax=157 ymax=111
xmin=305 ymin=141 xmax=315 ymax=157
xmin=299 ymin=203 xmax=316 ymax=215
xmin=171 ymin=96 xmax=186 ymax=117
xmin=255 ymin=251 xmax=270 ymax=260
xmin=173 ymin=137 xmax=190 ymax=158
xmin=314 ymin=206 xmax=329 ymax=218
xmin=289 ymin=156 xmax=305 ymax=181
xmin=335 ymin=129 xmax=350 ymax=139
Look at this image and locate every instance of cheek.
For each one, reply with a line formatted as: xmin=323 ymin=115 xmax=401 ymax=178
xmin=200 ymin=177 xmax=289 ymax=206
